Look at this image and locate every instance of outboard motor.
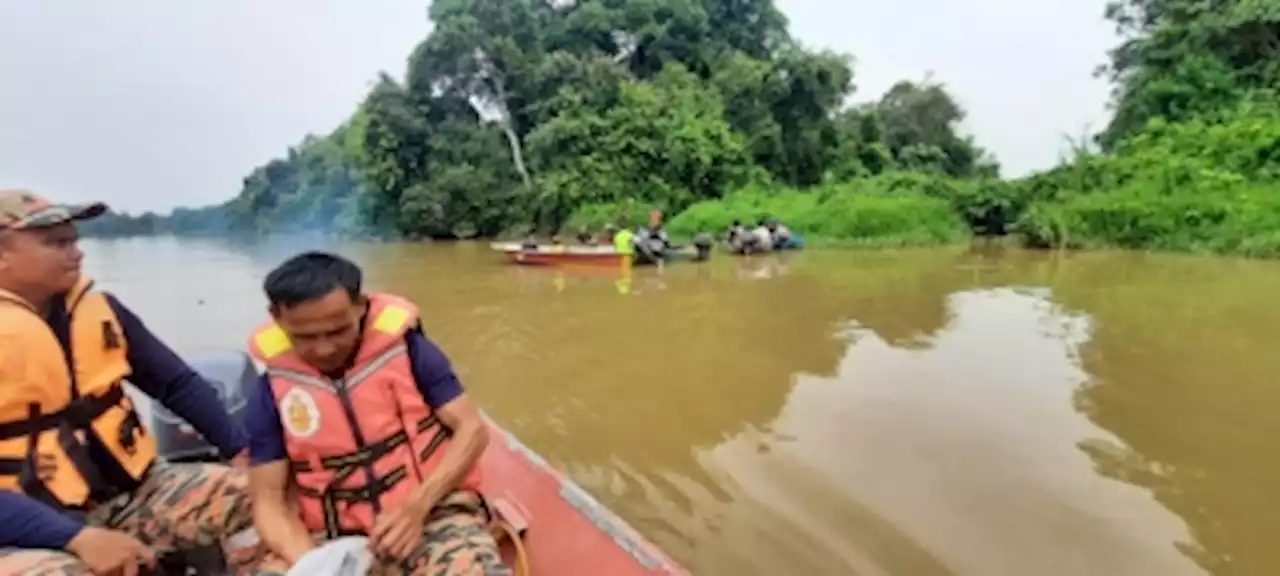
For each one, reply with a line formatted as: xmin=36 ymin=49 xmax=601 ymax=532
xmin=147 ymin=350 xmax=259 ymax=576
xmin=151 ymin=350 xmax=256 ymax=463
xmin=692 ymin=232 xmax=713 ymax=261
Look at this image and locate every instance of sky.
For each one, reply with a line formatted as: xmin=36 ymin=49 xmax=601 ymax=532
xmin=0 ymin=0 xmax=1119 ymax=213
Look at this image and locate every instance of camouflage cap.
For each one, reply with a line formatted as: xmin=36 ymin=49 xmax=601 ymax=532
xmin=0 ymin=189 xmax=107 ymax=230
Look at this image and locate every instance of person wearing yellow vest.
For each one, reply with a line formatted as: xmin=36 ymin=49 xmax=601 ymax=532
xmin=244 ymin=252 xmax=505 ymax=574
xmin=613 ymin=225 xmax=635 ymax=255
xmin=0 ymin=190 xmax=284 ymax=576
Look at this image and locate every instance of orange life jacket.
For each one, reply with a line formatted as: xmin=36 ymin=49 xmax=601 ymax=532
xmin=247 ymin=293 xmax=483 ymax=537
xmin=0 ymin=277 xmax=156 ymax=509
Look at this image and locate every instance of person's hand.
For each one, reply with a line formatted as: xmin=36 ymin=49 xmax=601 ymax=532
xmin=368 ymin=497 xmax=432 ymax=560
xmin=65 ymin=526 xmax=157 ymax=576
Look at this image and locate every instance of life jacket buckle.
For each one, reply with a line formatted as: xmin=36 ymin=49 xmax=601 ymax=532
xmin=118 ymin=412 xmax=142 ymax=455
xmin=63 ymin=397 xmax=98 ymax=427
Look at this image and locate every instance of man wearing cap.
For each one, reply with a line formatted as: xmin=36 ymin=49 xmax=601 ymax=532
xmin=0 ymin=190 xmax=285 ymax=575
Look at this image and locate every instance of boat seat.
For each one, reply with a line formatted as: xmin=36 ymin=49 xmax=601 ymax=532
xmin=488 ymin=496 xmax=530 ymax=575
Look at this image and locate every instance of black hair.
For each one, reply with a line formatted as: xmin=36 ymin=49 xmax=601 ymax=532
xmin=264 ymin=251 xmax=362 ymax=308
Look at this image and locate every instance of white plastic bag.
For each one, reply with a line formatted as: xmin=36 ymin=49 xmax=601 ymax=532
xmin=285 ymin=536 xmax=375 ymax=576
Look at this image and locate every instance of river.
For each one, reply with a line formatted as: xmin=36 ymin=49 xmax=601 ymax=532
xmin=82 ymin=236 xmax=1280 ymax=576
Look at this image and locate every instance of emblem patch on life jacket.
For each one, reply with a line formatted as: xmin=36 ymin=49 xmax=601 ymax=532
xmin=101 ymin=321 xmax=121 ymax=350
xmin=279 ymin=387 xmax=320 ymax=438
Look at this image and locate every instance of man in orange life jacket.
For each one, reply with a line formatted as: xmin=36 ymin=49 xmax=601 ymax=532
xmin=0 ymin=190 xmax=284 ymax=575
xmin=244 ymin=252 xmax=506 ymax=575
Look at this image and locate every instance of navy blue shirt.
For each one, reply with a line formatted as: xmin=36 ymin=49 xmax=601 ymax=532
xmin=245 ymin=330 xmax=463 ymax=465
xmin=0 ymin=294 xmax=250 ymax=550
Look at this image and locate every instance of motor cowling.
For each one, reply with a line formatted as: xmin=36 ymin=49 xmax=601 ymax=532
xmin=692 ymin=232 xmax=713 ymax=261
xmin=149 ymin=350 xmax=258 ymax=463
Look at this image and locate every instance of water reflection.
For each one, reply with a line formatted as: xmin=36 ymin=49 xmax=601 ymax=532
xmin=731 ymin=253 xmax=795 ymax=281
xmin=375 ymin=250 xmax=858 ymax=543
xmin=1045 ymin=252 xmax=1280 ymax=576
xmin=693 ymin=287 xmax=1203 ymax=575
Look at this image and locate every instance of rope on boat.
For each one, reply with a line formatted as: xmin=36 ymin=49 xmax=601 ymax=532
xmin=491 ymin=519 xmax=530 ymax=576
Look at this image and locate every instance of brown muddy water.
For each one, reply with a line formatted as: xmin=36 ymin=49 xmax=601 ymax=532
xmin=84 ymin=237 xmax=1280 ymax=576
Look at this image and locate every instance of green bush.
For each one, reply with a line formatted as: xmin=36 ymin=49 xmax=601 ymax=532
xmin=1010 ymin=97 xmax=1280 ymax=257
xmin=1016 ymin=183 xmax=1280 ymax=257
xmin=561 ymin=200 xmax=660 ymax=234
xmin=666 ymin=177 xmax=970 ymax=247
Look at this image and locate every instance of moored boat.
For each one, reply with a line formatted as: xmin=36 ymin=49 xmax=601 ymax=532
xmin=777 ymin=234 xmax=805 ymax=250
xmin=724 ymin=233 xmax=806 ymax=255
xmin=491 ymin=242 xmax=630 ymax=267
xmin=490 ymin=242 xmax=702 ymax=267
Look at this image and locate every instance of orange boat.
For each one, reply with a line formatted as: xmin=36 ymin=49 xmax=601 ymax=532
xmin=482 ymin=420 xmax=688 ymax=575
xmin=490 ymin=242 xmax=629 ymax=267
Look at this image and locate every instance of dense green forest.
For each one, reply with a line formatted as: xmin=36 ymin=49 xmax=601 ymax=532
xmin=80 ymin=0 xmax=1280 ymax=257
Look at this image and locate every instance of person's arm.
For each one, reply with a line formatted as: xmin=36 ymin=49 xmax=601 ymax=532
xmin=243 ymin=375 xmax=314 ymax=564
xmin=0 ymin=490 xmax=85 ymax=549
xmin=105 ymin=294 xmax=247 ymax=458
xmin=404 ymin=332 xmax=489 ymax=507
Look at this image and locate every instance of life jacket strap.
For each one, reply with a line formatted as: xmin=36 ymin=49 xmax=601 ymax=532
xmin=0 ymin=385 xmax=128 ymax=440
xmin=415 ymin=416 xmax=453 ymax=463
xmin=295 ymin=462 xmax=409 ymax=539
xmin=291 ymin=427 xmax=409 ymax=474
xmin=0 ymin=390 xmax=132 ymax=509
xmin=289 ymin=415 xmax=450 ymax=538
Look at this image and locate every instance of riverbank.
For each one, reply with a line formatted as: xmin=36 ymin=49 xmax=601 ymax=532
xmin=561 ymin=170 xmax=1280 ymax=258
xmin=561 ymin=174 xmax=974 ymax=250
xmin=557 ymin=99 xmax=1280 ymax=259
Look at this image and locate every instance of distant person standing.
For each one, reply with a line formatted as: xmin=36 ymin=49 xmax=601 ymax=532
xmin=635 ymin=209 xmax=669 ymax=263
xmin=612 ymin=222 xmax=635 ymax=255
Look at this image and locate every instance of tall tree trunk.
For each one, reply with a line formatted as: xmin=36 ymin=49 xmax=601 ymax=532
xmin=499 ymin=116 xmax=532 ymax=189
xmin=477 ymin=59 xmax=532 ymax=189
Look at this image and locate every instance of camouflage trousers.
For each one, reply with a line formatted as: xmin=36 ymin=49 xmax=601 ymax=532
xmin=349 ymin=489 xmax=506 ymax=576
xmin=0 ymin=463 xmax=289 ymax=576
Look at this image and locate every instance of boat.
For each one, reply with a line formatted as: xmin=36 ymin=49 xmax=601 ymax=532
xmin=490 ymin=242 xmax=631 ymax=267
xmin=490 ymin=242 xmax=702 ymax=267
xmin=777 ymin=234 xmax=805 ymax=250
xmin=724 ymin=234 xmax=806 ymax=255
xmin=482 ymin=419 xmax=688 ymax=575
xmin=149 ymin=350 xmax=689 ymax=575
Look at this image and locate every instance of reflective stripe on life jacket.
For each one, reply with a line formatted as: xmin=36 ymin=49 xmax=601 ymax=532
xmin=0 ymin=277 xmax=156 ymax=509
xmin=247 ymin=293 xmax=483 ymax=537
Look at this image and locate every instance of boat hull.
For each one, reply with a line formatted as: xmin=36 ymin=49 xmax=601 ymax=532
xmin=491 ymin=243 xmax=699 ymax=267
xmin=490 ymin=242 xmax=630 ymax=267
xmin=724 ymin=234 xmax=806 ymax=255
xmin=503 ymin=249 xmax=629 ymax=267
xmin=481 ymin=421 xmax=687 ymax=575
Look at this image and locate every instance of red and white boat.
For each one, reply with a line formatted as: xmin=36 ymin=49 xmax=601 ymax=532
xmin=489 ymin=242 xmax=631 ymax=268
